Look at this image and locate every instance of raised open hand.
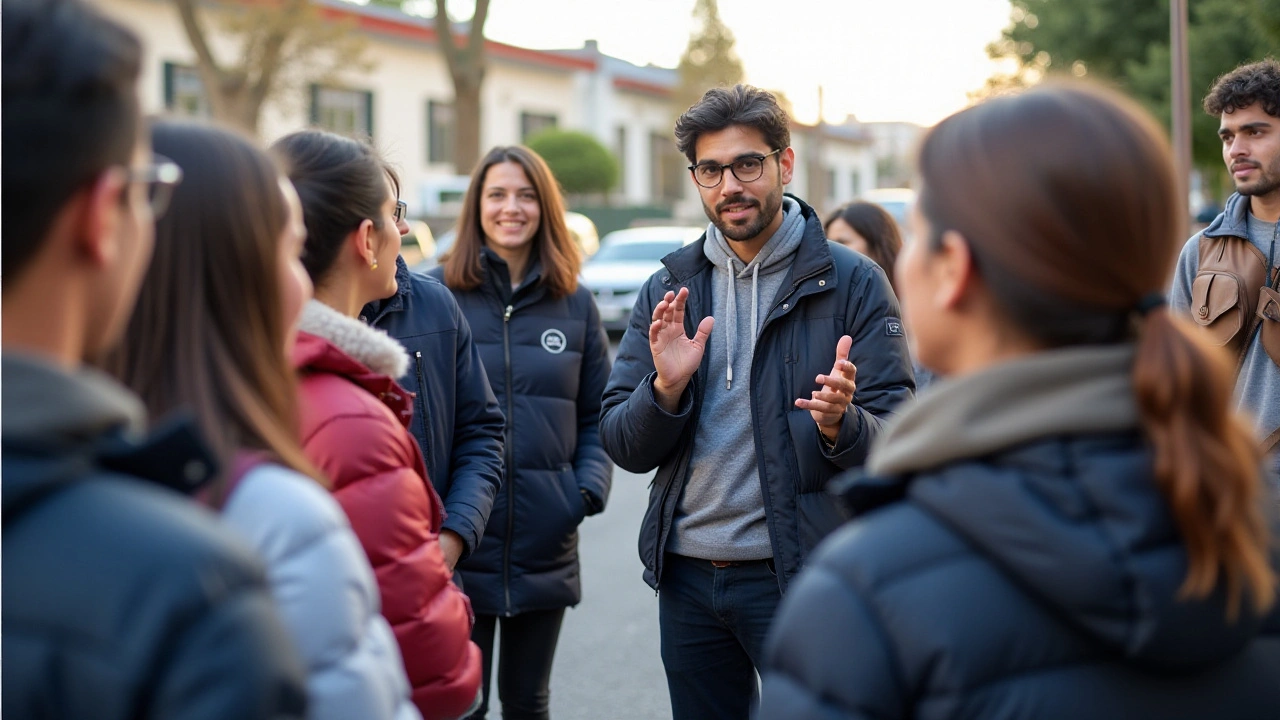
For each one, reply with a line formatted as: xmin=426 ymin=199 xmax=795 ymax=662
xmin=650 ymin=287 xmax=714 ymax=412
xmin=794 ymin=334 xmax=857 ymax=441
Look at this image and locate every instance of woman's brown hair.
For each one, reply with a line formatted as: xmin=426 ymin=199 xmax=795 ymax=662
xmin=101 ymin=118 xmax=323 ymax=503
xmin=824 ymin=200 xmax=903 ymax=292
xmin=443 ymin=145 xmax=579 ymax=299
xmin=917 ymin=81 xmax=1274 ymax=618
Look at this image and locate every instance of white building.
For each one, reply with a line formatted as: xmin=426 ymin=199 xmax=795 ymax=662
xmin=94 ymin=0 xmax=876 ymax=226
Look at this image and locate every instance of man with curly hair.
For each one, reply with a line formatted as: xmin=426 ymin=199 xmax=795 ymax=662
xmin=1172 ymin=58 xmax=1280 ymax=483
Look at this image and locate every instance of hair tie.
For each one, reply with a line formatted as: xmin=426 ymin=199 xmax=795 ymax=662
xmin=1134 ymin=292 xmax=1166 ymax=316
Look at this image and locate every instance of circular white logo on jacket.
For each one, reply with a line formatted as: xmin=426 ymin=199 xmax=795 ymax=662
xmin=541 ymin=329 xmax=567 ymax=354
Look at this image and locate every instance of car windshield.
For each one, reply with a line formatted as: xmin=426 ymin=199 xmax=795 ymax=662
xmin=589 ymin=241 xmax=683 ymax=263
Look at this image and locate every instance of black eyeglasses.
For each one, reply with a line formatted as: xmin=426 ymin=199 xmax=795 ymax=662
xmin=125 ymin=156 xmax=183 ymax=218
xmin=393 ymin=199 xmax=408 ymax=223
xmin=689 ymin=149 xmax=781 ymax=189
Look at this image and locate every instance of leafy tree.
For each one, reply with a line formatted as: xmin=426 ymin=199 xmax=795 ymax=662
xmin=526 ymin=129 xmax=619 ymax=199
xmin=674 ymin=0 xmax=746 ymax=115
xmin=432 ymin=0 xmax=491 ymax=174
xmin=989 ymin=0 xmax=1279 ymax=192
xmin=173 ymin=0 xmax=369 ymax=135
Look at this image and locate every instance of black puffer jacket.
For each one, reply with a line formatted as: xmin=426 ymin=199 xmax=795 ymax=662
xmin=428 ymin=250 xmax=613 ymax=615
xmin=2 ymin=356 xmax=307 ymax=719
xmin=760 ymin=347 xmax=1280 ymax=720
xmin=600 ymin=196 xmax=915 ymax=592
xmin=363 ymin=257 xmax=506 ymax=560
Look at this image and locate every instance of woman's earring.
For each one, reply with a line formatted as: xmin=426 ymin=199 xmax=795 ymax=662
xmin=371 ymin=259 xmax=379 ymax=270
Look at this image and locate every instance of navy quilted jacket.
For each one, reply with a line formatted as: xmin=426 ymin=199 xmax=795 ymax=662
xmin=760 ymin=432 xmax=1280 ymax=720
xmin=428 ymin=250 xmax=613 ymax=615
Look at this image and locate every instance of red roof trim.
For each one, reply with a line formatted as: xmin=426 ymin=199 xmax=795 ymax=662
xmin=316 ymin=5 xmax=596 ymax=72
xmin=613 ymin=77 xmax=671 ymax=98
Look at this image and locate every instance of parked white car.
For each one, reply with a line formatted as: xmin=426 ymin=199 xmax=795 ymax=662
xmin=581 ymin=225 xmax=705 ymax=334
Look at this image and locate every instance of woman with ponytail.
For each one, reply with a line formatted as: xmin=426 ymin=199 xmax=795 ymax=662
xmin=758 ymin=82 xmax=1280 ymax=720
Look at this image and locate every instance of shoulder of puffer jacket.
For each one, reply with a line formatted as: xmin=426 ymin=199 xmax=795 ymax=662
xmin=222 ymin=464 xmax=351 ymax=549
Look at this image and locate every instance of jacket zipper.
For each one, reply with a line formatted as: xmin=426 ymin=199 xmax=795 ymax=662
xmin=412 ymin=352 xmax=434 ymax=470
xmin=501 ymin=303 xmax=516 ymax=615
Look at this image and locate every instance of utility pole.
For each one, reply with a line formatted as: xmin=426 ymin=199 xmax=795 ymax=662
xmin=809 ymin=85 xmax=829 ymax=215
xmin=1171 ymin=0 xmax=1192 ymax=239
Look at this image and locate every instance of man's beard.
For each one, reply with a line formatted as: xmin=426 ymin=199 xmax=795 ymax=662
xmin=703 ymin=183 xmax=783 ymax=243
xmin=1234 ymin=157 xmax=1280 ymax=198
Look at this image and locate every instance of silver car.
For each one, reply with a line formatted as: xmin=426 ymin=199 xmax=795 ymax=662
xmin=581 ymin=225 xmax=705 ymax=335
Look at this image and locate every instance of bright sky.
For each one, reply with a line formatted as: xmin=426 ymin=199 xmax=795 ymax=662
xmin=451 ymin=0 xmax=1016 ymax=127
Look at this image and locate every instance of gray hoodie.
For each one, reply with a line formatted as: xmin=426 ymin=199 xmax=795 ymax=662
xmin=1171 ymin=192 xmax=1280 ymax=482
xmin=667 ymin=197 xmax=807 ymax=560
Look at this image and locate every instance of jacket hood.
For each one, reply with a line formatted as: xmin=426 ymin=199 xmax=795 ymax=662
xmin=844 ymin=345 xmax=1270 ymax=670
xmin=297 ymin=299 xmax=409 ymax=379
xmin=1203 ymin=192 xmax=1250 ymax=239
xmin=2 ymin=353 xmax=218 ymax=511
xmin=2 ymin=353 xmax=146 ymax=444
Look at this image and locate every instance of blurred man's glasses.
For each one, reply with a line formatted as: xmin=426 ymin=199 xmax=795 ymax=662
xmin=689 ymin=149 xmax=781 ymax=189
xmin=125 ymin=156 xmax=183 ymax=218
xmin=393 ymin=200 xmax=408 ymax=223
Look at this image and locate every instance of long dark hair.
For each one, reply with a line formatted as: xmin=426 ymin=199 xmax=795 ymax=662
xmin=824 ymin=201 xmax=902 ymax=291
xmin=917 ymin=81 xmax=1274 ymax=618
xmin=102 ymin=118 xmax=323 ymax=503
xmin=443 ymin=145 xmax=579 ymax=299
xmin=270 ymin=129 xmax=399 ymax=287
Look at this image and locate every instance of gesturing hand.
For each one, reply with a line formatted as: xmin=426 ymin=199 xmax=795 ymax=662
xmin=795 ymin=335 xmax=857 ymax=442
xmin=650 ymin=287 xmax=714 ymax=413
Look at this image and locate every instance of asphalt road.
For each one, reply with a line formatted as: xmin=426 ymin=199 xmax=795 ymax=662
xmin=547 ymin=465 xmax=670 ymax=720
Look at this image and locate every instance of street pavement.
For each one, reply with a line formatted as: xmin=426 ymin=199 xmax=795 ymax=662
xmin=547 ymin=465 xmax=671 ymax=720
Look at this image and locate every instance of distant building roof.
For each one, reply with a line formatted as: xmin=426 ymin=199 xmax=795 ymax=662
xmin=317 ymin=0 xmax=595 ymax=72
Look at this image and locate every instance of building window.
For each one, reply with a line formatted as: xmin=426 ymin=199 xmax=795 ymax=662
xmin=163 ymin=62 xmax=209 ymax=117
xmin=520 ymin=111 xmax=558 ymax=141
xmin=826 ymin=168 xmax=838 ymax=201
xmin=850 ymin=171 xmax=862 ymax=198
xmin=650 ymin=132 xmax=685 ymax=203
xmin=310 ymin=85 xmax=373 ymax=138
xmin=427 ymin=99 xmax=455 ymax=165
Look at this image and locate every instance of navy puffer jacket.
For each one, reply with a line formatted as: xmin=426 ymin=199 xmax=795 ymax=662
xmin=362 ymin=258 xmax=505 ymax=560
xmin=600 ymin=196 xmax=915 ymax=593
xmin=760 ymin=347 xmax=1280 ymax=720
xmin=428 ymin=250 xmax=613 ymax=615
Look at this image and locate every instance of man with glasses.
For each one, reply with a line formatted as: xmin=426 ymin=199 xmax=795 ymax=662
xmin=600 ymin=84 xmax=915 ymax=720
xmin=2 ymin=0 xmax=306 ymax=717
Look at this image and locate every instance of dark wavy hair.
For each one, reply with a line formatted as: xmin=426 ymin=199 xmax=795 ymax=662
xmin=443 ymin=145 xmax=579 ymax=299
xmin=1203 ymin=58 xmax=1280 ymax=118
xmin=103 ymin=119 xmax=325 ymax=505
xmin=824 ymin=201 xmax=902 ymax=292
xmin=674 ymin=84 xmax=790 ymax=164
xmin=918 ymin=81 xmax=1274 ymax=619
xmin=270 ymin=129 xmax=399 ymax=287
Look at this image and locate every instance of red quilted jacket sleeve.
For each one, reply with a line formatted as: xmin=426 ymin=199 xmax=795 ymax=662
xmin=298 ymin=374 xmax=482 ymax=720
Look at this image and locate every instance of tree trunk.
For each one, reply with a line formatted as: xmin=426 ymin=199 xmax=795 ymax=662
xmin=452 ymin=74 xmax=482 ymax=174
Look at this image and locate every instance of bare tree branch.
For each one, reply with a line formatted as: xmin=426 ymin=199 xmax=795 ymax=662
xmin=173 ymin=0 xmax=224 ymax=79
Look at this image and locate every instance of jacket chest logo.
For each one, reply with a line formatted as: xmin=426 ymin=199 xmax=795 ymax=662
xmin=541 ymin=328 xmax=567 ymax=354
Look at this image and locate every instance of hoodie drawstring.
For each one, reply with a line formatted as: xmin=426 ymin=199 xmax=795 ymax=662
xmin=724 ymin=258 xmax=762 ymax=391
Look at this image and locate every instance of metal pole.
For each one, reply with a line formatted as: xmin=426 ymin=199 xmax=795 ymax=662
xmin=1171 ymin=0 xmax=1192 ymax=239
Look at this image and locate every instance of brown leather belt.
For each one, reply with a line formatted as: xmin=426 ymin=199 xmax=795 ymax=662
xmin=709 ymin=559 xmax=772 ymax=569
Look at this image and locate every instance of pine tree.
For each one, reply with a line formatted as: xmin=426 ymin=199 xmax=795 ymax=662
xmin=674 ymin=0 xmax=746 ymax=116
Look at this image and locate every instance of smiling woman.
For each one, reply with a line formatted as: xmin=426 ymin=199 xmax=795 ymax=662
xmin=431 ymin=144 xmax=614 ymax=720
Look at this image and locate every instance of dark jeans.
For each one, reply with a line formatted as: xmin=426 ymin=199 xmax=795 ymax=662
xmin=658 ymin=553 xmax=782 ymax=720
xmin=467 ymin=608 xmax=566 ymax=720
